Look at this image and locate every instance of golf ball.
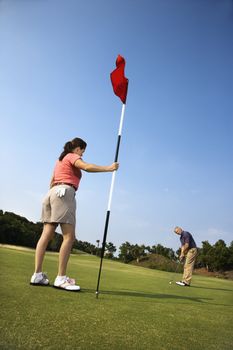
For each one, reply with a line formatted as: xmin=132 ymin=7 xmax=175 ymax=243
xmin=169 ymin=281 xmax=172 ymax=284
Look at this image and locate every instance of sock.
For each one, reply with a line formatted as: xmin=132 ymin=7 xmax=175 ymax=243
xmin=34 ymin=272 xmax=42 ymax=277
xmin=56 ymin=275 xmax=66 ymax=281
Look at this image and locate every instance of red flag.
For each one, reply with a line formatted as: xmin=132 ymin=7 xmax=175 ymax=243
xmin=110 ymin=55 xmax=128 ymax=104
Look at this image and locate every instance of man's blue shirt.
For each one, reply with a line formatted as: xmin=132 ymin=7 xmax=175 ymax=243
xmin=180 ymin=231 xmax=197 ymax=249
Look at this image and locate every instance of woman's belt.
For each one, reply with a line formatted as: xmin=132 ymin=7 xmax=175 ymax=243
xmin=52 ymin=182 xmax=77 ymax=191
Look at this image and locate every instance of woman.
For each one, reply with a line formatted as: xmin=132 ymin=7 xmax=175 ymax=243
xmin=30 ymin=137 xmax=119 ymax=291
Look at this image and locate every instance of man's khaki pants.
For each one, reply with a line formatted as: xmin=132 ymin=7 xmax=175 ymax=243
xmin=183 ymin=248 xmax=197 ymax=285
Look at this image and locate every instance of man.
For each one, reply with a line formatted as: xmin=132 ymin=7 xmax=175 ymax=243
xmin=174 ymin=226 xmax=197 ymax=286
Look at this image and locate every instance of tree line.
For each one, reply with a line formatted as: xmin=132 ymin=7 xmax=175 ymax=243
xmin=0 ymin=210 xmax=117 ymax=257
xmin=0 ymin=210 xmax=232 ymax=272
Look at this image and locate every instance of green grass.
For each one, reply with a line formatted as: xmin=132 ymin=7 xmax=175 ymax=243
xmin=0 ymin=246 xmax=233 ymax=350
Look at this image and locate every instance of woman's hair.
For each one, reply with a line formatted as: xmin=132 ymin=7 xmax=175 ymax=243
xmin=59 ymin=137 xmax=87 ymax=161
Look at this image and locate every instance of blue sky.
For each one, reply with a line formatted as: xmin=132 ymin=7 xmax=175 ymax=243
xmin=0 ymin=0 xmax=232 ymax=252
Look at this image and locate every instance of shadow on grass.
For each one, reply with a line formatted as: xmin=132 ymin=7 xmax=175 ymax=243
xmin=82 ymin=288 xmax=210 ymax=303
xmin=191 ymin=286 xmax=233 ymax=292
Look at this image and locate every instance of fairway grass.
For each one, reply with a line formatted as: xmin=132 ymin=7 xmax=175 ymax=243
xmin=0 ymin=246 xmax=233 ymax=350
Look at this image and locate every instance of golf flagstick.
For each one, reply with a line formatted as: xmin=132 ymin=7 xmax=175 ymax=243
xmin=95 ymin=55 xmax=128 ymax=298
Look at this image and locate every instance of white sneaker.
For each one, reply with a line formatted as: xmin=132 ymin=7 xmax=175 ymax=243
xmin=175 ymin=281 xmax=190 ymax=286
xmin=30 ymin=272 xmax=49 ymax=286
xmin=53 ymin=276 xmax=81 ymax=292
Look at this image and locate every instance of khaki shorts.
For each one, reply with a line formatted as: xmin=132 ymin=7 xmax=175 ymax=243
xmin=41 ymin=185 xmax=76 ymax=226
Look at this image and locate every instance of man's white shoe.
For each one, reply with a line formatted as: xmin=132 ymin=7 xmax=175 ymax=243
xmin=53 ymin=276 xmax=81 ymax=292
xmin=175 ymin=281 xmax=190 ymax=286
xmin=30 ymin=272 xmax=49 ymax=286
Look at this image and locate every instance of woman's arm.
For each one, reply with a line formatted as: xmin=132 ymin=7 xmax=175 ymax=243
xmin=74 ymin=159 xmax=119 ymax=173
xmin=49 ymin=174 xmax=55 ymax=188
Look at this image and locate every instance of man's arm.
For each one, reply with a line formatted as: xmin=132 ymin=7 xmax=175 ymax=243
xmin=180 ymin=243 xmax=189 ymax=260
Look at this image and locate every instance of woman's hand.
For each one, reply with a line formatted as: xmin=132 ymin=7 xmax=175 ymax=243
xmin=108 ymin=162 xmax=119 ymax=172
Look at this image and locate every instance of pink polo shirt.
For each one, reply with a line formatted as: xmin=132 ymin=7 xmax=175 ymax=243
xmin=53 ymin=153 xmax=82 ymax=190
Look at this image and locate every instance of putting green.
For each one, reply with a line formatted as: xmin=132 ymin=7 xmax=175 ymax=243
xmin=0 ymin=246 xmax=233 ymax=350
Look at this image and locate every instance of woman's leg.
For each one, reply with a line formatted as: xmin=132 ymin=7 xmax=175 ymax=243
xmin=35 ymin=223 xmax=56 ymax=273
xmin=58 ymin=223 xmax=76 ymax=276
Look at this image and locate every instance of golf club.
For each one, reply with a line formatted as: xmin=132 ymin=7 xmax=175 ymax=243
xmin=169 ymin=261 xmax=181 ymax=284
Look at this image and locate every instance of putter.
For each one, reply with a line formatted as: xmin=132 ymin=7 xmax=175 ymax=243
xmin=169 ymin=261 xmax=181 ymax=284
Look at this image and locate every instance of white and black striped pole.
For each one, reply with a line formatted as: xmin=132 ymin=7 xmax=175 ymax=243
xmin=95 ymin=54 xmax=128 ymax=298
xmin=95 ymin=103 xmax=126 ymax=298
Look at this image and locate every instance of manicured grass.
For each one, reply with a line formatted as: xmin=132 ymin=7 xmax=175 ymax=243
xmin=0 ymin=246 xmax=233 ymax=350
